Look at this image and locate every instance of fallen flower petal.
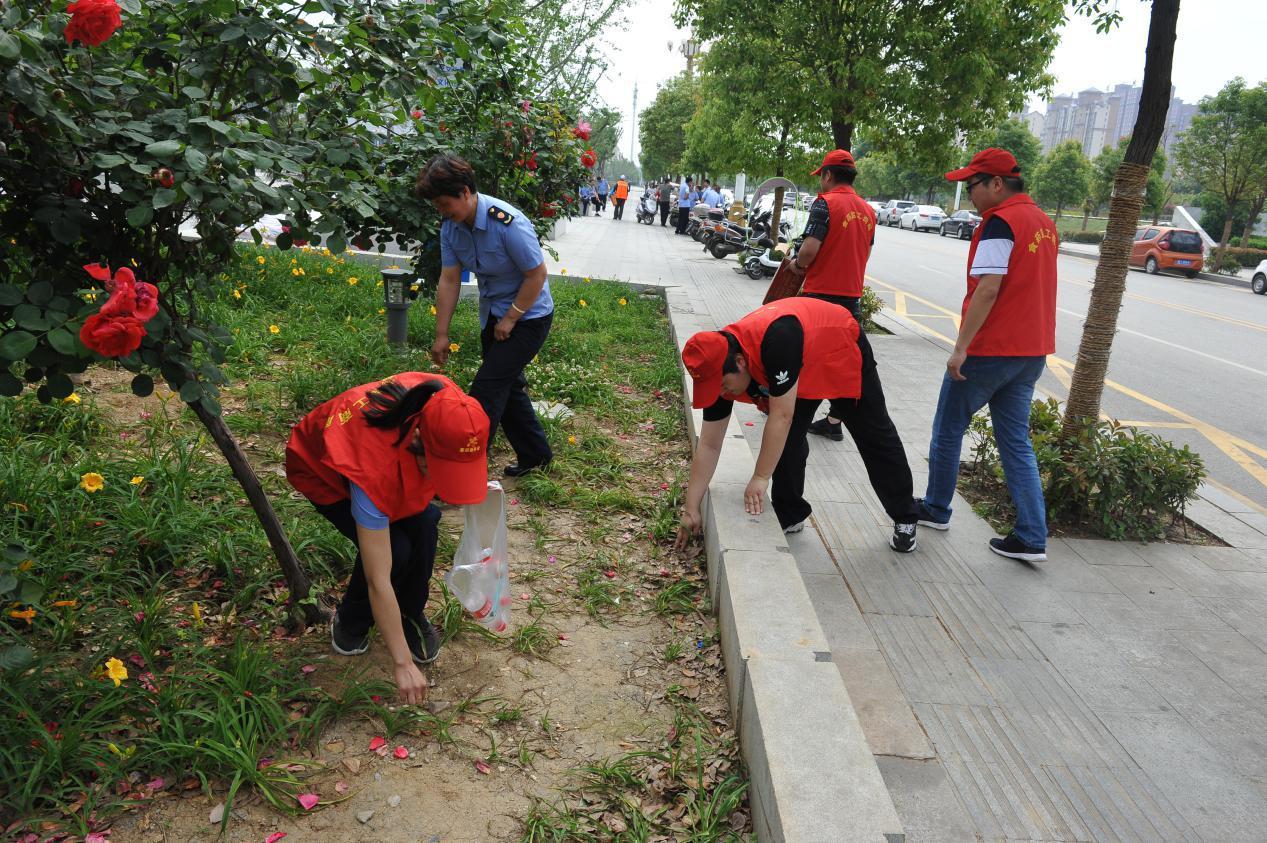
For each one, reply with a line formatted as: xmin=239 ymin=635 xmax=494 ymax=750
xmin=296 ymin=792 xmax=319 ymax=811
xmin=300 ymin=664 xmax=316 ymax=675
xmin=266 ymin=834 xmax=288 ymax=843
xmin=393 ymin=746 xmax=409 ymax=759
xmin=334 ymin=781 xmax=350 ymax=794
xmin=368 ymin=736 xmax=387 ymax=752
xmin=473 ymin=759 xmax=492 ymax=775
xmin=145 ymin=776 xmax=165 ymax=791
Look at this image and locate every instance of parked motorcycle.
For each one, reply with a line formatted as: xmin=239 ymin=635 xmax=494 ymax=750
xmin=635 ymin=191 xmax=658 ymax=225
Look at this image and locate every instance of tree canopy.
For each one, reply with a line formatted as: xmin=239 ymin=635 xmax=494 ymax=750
xmin=1034 ymin=140 xmax=1091 ymax=219
xmin=638 ymin=73 xmax=699 ymax=178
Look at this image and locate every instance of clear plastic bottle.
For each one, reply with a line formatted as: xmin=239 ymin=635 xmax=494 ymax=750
xmin=448 ymin=547 xmax=496 ymax=621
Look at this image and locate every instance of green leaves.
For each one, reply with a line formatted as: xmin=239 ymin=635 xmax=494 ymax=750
xmin=0 ymin=30 xmax=20 ymax=60
xmin=145 ymin=139 xmax=183 ymax=159
xmin=127 ymin=205 xmax=155 ymax=227
xmin=0 ymin=331 xmax=38 ymax=361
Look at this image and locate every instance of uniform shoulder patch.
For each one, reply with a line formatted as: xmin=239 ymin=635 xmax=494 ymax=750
xmin=488 ymin=206 xmax=514 ymax=225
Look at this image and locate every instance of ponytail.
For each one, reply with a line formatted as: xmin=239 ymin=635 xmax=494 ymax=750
xmin=363 ymin=379 xmax=445 ymax=445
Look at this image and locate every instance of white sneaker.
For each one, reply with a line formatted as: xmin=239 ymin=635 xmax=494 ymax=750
xmin=783 ymin=519 xmax=807 ymax=535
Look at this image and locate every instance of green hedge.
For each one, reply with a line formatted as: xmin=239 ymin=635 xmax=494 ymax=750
xmin=1060 ymin=230 xmax=1104 ymax=244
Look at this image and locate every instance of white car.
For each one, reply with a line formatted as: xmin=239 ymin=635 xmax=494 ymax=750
xmin=899 ymin=205 xmax=946 ymax=232
xmin=1253 ymin=259 xmax=1267 ymax=295
xmin=866 ymin=200 xmax=885 ymax=215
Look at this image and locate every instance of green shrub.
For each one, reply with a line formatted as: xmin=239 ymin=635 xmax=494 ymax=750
xmin=1060 ymin=230 xmax=1104 ymax=244
xmin=1214 ymin=253 xmax=1242 ymax=274
xmin=859 ymin=286 xmax=885 ymax=333
xmin=1217 ymin=247 xmax=1266 ymax=268
xmin=968 ymin=397 xmax=1205 ymax=541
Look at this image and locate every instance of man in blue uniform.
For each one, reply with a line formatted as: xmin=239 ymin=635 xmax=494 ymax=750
xmin=595 ymin=176 xmax=610 ymax=214
xmin=675 ymin=176 xmax=694 ymax=234
xmin=416 ymin=153 xmax=554 ymax=477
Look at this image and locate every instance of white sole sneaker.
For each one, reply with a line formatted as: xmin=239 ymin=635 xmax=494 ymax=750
xmin=988 ymin=543 xmax=1047 ymax=564
xmin=783 ymin=519 xmax=807 ymax=534
xmin=917 ymin=518 xmax=950 ymax=531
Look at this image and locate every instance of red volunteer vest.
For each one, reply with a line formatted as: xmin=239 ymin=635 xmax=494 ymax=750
xmin=802 ymin=185 xmax=875 ymax=298
xmin=962 ymin=193 xmax=1058 ymax=356
xmin=285 ymin=373 xmax=457 ymax=522
xmin=723 ymin=298 xmax=862 ymax=403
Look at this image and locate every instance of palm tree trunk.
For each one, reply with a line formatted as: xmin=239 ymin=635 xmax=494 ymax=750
xmin=189 ymin=400 xmax=327 ymax=626
xmin=1062 ymin=0 xmax=1179 ymax=439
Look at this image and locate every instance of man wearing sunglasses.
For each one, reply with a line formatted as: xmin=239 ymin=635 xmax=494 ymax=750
xmin=917 ymin=148 xmax=1057 ymax=564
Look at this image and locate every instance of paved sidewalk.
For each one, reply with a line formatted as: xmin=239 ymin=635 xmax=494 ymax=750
xmin=547 ymin=209 xmax=1267 ymax=841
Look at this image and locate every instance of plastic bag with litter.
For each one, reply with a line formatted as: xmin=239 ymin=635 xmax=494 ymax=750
xmin=444 ymin=481 xmax=510 ymax=633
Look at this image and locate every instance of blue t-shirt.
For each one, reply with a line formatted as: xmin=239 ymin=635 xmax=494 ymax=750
xmin=596 ymin=179 xmax=609 ymax=195
xmin=440 ymin=193 xmax=553 ymax=324
xmin=350 ymin=482 xmax=389 ymax=530
xmin=701 ymin=188 xmax=723 ymax=208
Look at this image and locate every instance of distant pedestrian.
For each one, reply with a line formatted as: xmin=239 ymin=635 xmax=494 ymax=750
xmin=595 ymin=176 xmax=609 ymax=214
xmin=919 ymin=148 xmax=1056 ymax=563
xmin=415 ymin=153 xmax=555 ymax=480
xmin=675 ymin=176 xmax=694 ymax=234
xmin=700 ymin=181 xmax=723 ymax=209
xmin=578 ymin=183 xmax=593 ymax=216
xmin=612 ymin=175 xmax=630 ymax=220
xmin=788 ymin=149 xmax=919 ymax=552
xmin=658 ymin=178 xmax=673 ymax=226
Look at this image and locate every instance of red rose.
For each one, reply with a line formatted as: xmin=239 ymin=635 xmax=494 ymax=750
xmin=572 ymin=121 xmax=592 ymax=141
xmin=580 ymin=149 xmax=597 ymax=168
xmin=539 ymin=203 xmax=556 ymax=218
xmin=526 ymin=152 xmax=538 ymax=171
xmin=79 ymin=314 xmax=145 ymax=357
xmin=411 ymin=109 xmax=423 ymax=120
xmin=63 ymin=0 xmax=123 ymax=47
xmin=155 ymin=168 xmax=175 ymax=189
xmin=133 ymin=281 xmax=159 ymax=321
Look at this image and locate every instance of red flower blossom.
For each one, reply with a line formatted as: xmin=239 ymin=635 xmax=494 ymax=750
xmin=411 ymin=109 xmax=423 ymax=120
xmin=155 ymin=168 xmax=175 ymax=189
xmin=525 ymin=152 xmax=538 ymax=172
xmin=572 ymin=121 xmax=591 ymax=141
xmin=580 ymin=148 xmax=597 ymax=168
xmin=539 ymin=203 xmax=557 ymax=218
xmin=84 ymin=264 xmax=159 ymax=322
xmin=64 ymin=0 xmax=122 ymax=47
xmin=79 ymin=314 xmax=145 ymax=358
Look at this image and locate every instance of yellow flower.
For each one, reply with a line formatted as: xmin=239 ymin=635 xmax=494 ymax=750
xmin=84 ymin=291 xmax=98 ymax=303
xmin=16 ymin=558 xmax=33 ymax=571
xmin=375 ymin=280 xmax=383 ymax=288
xmin=105 ymin=657 xmax=128 ymax=686
xmin=233 ymin=289 xmax=242 ymax=300
xmin=291 ymin=268 xmax=300 ymax=276
xmin=377 ymin=308 xmax=385 ymax=315
xmin=52 ymin=599 xmax=78 ymax=608
xmin=257 ymin=256 xmax=266 ymax=265
xmin=567 ymin=435 xmax=577 ymax=445
xmin=348 ymin=277 xmax=359 ymax=286
xmin=8 ymin=608 xmax=35 ymax=624
xmin=584 ymin=276 xmax=591 ymax=283
xmin=448 ymin=342 xmax=460 ymax=352
xmin=618 ymin=298 xmax=627 ymax=306
xmin=269 ymin=325 xmax=280 ymax=335
xmin=560 ymin=268 xmax=568 ymax=275
xmin=578 ymin=299 xmax=587 ymax=308
xmin=130 ymin=476 xmax=144 ymax=485
xmin=63 ymin=393 xmax=81 ymax=404
xmin=290 ymin=258 xmax=297 ymax=265
xmin=429 ymin=305 xmax=437 ymax=316
xmin=80 ymin=472 xmax=105 ymax=493
xmin=327 ymin=267 xmax=335 ymax=275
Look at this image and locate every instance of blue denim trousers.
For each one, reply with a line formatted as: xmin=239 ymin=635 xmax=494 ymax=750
xmin=924 ymin=355 xmax=1048 ymax=548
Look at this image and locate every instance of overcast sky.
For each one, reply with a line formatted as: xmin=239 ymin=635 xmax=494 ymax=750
xmin=594 ymin=0 xmax=1267 ymax=160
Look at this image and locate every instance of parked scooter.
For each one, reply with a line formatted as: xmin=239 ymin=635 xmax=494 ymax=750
xmin=741 ymin=237 xmax=802 ymax=280
xmin=635 ymin=191 xmax=657 ymax=225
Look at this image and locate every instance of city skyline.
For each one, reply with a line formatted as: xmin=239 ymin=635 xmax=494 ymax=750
xmin=1020 ymin=82 xmax=1201 ymax=159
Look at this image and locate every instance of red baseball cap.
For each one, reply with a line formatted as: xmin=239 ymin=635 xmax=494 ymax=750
xmin=811 ymin=149 xmax=856 ymax=175
xmin=945 ymin=147 xmax=1022 ymax=182
xmin=417 ymin=387 xmax=490 ymax=505
xmin=682 ymin=331 xmax=729 ymax=409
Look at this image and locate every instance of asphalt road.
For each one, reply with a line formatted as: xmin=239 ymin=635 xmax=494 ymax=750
xmin=865 ymin=221 xmax=1267 ymax=513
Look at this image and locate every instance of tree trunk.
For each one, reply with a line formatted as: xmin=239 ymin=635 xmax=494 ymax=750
xmin=1239 ymin=194 xmax=1265 ymax=248
xmin=1055 ymin=203 xmax=1063 ymax=221
xmin=1062 ymin=0 xmax=1179 ymax=440
xmin=1081 ymin=207 xmax=1091 ymax=231
xmin=769 ymin=128 xmax=789 ymax=242
xmin=830 ymin=118 xmax=854 ymax=151
xmin=189 ymin=399 xmax=326 ymax=627
xmin=1214 ymin=218 xmax=1234 ymax=272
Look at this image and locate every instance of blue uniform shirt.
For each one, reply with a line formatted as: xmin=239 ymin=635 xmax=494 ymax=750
xmin=678 ymin=181 xmax=691 ymax=202
xmin=579 ymin=184 xmax=593 ymax=199
xmin=701 ymin=188 xmax=723 ymax=208
xmin=596 ymin=178 xmax=609 ymax=196
xmin=440 ymin=193 xmax=553 ymax=324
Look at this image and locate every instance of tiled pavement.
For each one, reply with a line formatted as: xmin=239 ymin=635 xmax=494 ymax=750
xmin=546 ymin=205 xmax=1267 ymax=841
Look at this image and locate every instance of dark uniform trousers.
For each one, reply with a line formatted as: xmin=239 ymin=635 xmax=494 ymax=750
xmin=470 ymin=312 xmax=554 ymax=468
xmin=675 ymin=205 xmax=691 ymax=233
xmin=659 ymin=201 xmax=671 ymax=226
xmin=316 ymin=501 xmax=440 ymax=635
xmin=790 ymin=292 xmax=918 ymax=526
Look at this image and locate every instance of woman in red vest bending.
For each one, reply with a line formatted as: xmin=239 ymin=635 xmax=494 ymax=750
xmin=286 ymin=373 xmax=489 ymax=703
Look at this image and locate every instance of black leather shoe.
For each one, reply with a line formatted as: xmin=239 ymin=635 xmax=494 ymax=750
xmin=504 ymin=460 xmax=551 ymax=477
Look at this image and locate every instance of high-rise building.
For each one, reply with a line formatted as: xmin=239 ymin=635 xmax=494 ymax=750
xmin=1034 ymin=83 xmax=1196 ymax=158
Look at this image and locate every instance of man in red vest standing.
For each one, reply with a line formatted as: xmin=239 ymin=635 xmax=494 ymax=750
xmin=673 ymin=297 xmax=916 ymax=553
xmin=787 ymin=149 xmax=919 ymax=551
xmin=917 ymin=148 xmax=1057 ymax=563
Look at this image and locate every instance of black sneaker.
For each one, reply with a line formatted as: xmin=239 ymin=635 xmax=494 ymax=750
xmin=915 ymin=499 xmax=950 ymax=531
xmin=988 ymin=533 xmax=1046 ymax=564
xmin=402 ymin=616 xmax=441 ymax=665
xmin=889 ymin=522 xmax=917 ymax=553
xmin=807 ymin=417 xmax=844 ymax=441
xmin=331 ymin=611 xmax=370 ymax=656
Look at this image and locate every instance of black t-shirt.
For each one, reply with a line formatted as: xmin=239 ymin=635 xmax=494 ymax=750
xmin=703 ymin=316 xmax=804 ymax=421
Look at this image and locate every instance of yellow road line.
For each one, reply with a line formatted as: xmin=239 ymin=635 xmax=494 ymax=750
xmin=869 ymin=273 xmax=1267 ymax=502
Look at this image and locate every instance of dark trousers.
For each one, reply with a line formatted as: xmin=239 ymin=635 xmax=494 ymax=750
xmin=613 ymin=197 xmax=627 ymax=219
xmin=770 ymin=398 xmax=824 ymax=529
xmin=581 ymin=198 xmax=590 ymax=216
xmin=316 ymin=500 xmax=440 ymax=635
xmin=659 ymin=201 xmax=671 ymax=225
xmin=469 ymin=312 xmax=554 ymax=467
xmin=801 ymin=292 xmax=918 ymax=524
xmin=675 ymin=206 xmax=690 ymax=233
xmin=596 ymin=193 xmax=608 ymax=212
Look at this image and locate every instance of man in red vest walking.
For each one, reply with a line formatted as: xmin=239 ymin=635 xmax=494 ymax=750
xmin=786 ymin=149 xmax=920 ymax=550
xmin=673 ymin=297 xmax=917 ymax=553
xmin=918 ymin=148 xmax=1057 ymax=563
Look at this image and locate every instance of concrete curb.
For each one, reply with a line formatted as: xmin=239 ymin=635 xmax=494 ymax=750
xmin=1056 ymin=244 xmax=1253 ymax=290
xmin=870 ymin=307 xmax=1267 ymax=551
xmin=665 ymin=287 xmax=906 ymax=843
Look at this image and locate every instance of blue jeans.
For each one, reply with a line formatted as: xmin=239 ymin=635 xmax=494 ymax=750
xmin=924 ymin=356 xmax=1047 ymax=548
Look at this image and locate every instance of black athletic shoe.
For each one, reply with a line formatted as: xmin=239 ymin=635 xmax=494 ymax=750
xmin=402 ymin=616 xmax=441 ymax=665
xmin=915 ymin=499 xmax=950 ymax=531
xmin=989 ymin=532 xmax=1046 ymax=563
xmin=331 ymin=611 xmax=370 ymax=656
xmin=807 ymin=417 xmax=844 ymax=441
xmin=504 ymin=460 xmax=551 ymax=478
xmin=889 ymin=522 xmax=918 ymax=553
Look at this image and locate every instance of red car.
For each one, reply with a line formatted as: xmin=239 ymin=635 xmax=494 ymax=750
xmin=1129 ymin=226 xmax=1204 ymax=278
